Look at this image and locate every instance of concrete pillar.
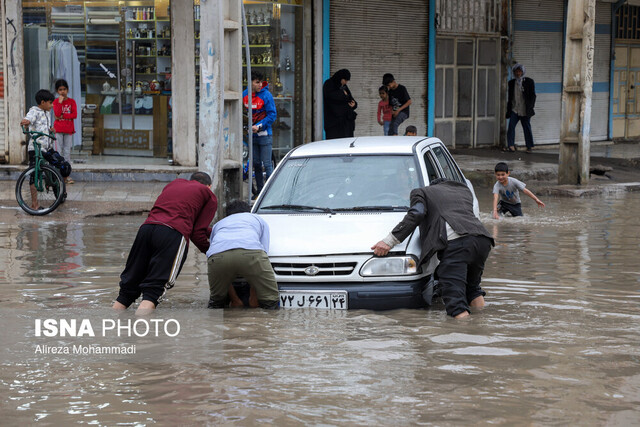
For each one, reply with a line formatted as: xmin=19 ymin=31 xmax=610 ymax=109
xmin=199 ymin=0 xmax=242 ymax=213
xmin=559 ymin=0 xmax=596 ymax=185
xmin=4 ymin=1 xmax=25 ymax=165
xmin=171 ymin=0 xmax=197 ymax=166
xmin=199 ymin=0 xmax=225 ymax=200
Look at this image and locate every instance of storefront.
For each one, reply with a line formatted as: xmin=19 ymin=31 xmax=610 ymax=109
xmin=241 ymin=0 xmax=305 ymax=161
xmin=21 ymin=1 xmax=172 ymax=158
xmin=328 ymin=0 xmax=429 ymax=138
xmin=612 ymin=3 xmax=640 ymax=140
xmin=18 ymin=0 xmax=308 ymax=164
xmin=433 ymin=0 xmax=502 ymax=148
xmin=511 ymin=0 xmax=612 ymax=145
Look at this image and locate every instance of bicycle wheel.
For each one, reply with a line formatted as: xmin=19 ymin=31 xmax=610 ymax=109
xmin=16 ymin=165 xmax=66 ymax=215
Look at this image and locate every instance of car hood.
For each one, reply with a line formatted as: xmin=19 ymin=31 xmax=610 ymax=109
xmin=260 ymin=212 xmax=411 ymax=256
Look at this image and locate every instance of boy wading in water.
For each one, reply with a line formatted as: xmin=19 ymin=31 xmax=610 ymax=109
xmin=492 ymin=162 xmax=545 ymax=219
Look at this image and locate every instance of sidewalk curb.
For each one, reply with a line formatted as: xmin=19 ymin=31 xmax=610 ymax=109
xmin=0 ymin=164 xmax=198 ymax=182
xmin=539 ymin=182 xmax=640 ymax=197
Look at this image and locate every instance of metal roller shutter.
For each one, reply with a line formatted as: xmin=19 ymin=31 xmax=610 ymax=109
xmin=512 ymin=0 xmax=564 ymax=145
xmin=329 ymin=0 xmax=428 ymax=137
xmin=591 ymin=1 xmax=611 ymax=141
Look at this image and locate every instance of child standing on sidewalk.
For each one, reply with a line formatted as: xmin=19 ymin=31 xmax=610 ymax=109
xmin=377 ymin=86 xmax=392 ymax=135
xmin=492 ymin=162 xmax=545 ymax=219
xmin=53 ymin=79 xmax=76 ymax=184
xmin=382 ymin=73 xmax=412 ymax=135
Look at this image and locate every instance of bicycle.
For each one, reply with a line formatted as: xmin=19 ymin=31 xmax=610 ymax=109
xmin=15 ymin=126 xmax=66 ymax=215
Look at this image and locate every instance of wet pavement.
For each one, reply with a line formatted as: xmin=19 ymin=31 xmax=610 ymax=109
xmin=0 ymin=181 xmax=165 ymax=220
xmin=0 ymin=144 xmax=639 ymax=424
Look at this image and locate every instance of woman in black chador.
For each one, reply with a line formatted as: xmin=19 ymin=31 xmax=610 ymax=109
xmin=323 ymin=69 xmax=358 ymax=139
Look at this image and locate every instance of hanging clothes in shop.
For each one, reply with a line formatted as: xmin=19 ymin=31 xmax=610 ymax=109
xmin=49 ymin=39 xmax=82 ymax=148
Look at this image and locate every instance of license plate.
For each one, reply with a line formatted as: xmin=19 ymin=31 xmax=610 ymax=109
xmin=279 ymin=290 xmax=348 ymax=309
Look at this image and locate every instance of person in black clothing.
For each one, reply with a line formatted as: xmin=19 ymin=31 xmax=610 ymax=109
xmin=323 ymin=69 xmax=357 ymax=139
xmin=383 ymin=73 xmax=412 ymax=136
xmin=506 ymin=63 xmax=536 ymax=153
xmin=371 ymin=178 xmax=494 ymax=319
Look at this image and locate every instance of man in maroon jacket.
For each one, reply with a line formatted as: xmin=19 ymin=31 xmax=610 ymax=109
xmin=112 ymin=172 xmax=218 ymax=314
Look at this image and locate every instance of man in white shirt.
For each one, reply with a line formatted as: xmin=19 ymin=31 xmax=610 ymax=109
xmin=207 ymin=200 xmax=279 ymax=309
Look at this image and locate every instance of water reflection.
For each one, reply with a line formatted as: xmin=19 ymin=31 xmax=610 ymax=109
xmin=0 ymin=193 xmax=639 ymax=424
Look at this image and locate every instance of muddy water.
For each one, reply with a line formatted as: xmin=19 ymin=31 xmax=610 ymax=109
xmin=1 ymin=191 xmax=639 ymax=425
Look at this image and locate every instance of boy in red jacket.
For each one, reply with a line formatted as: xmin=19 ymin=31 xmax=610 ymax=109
xmin=53 ymin=79 xmax=77 ymax=184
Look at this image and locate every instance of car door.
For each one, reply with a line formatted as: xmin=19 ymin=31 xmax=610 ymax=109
xmin=430 ymin=144 xmax=466 ymax=184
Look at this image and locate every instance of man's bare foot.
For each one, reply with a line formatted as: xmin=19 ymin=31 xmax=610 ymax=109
xmin=229 ymin=298 xmax=244 ymax=308
xmin=228 ymin=285 xmax=244 ymax=307
xmin=112 ymin=301 xmax=127 ymax=310
xmin=248 ymin=287 xmax=259 ymax=308
xmin=470 ymin=295 xmax=485 ymax=308
xmin=454 ymin=311 xmax=470 ymax=319
xmin=135 ymin=300 xmax=156 ymax=316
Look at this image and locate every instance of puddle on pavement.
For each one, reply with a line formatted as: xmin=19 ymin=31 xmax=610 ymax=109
xmin=1 ymin=192 xmax=639 ymax=424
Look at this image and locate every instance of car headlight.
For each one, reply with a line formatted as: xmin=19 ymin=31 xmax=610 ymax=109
xmin=360 ymin=256 xmax=419 ymax=276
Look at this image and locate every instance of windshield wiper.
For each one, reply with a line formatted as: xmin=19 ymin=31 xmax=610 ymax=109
xmin=335 ymin=206 xmax=410 ymax=212
xmin=260 ymin=204 xmax=335 ymax=213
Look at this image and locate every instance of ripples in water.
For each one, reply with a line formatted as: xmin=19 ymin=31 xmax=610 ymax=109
xmin=0 ymin=194 xmax=639 ymax=424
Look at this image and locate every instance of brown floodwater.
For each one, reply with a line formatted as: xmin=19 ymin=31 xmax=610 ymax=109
xmin=0 ymin=190 xmax=639 ymax=425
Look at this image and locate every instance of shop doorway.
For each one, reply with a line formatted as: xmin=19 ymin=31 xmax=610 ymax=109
xmin=612 ymin=43 xmax=640 ymax=140
xmin=434 ymin=37 xmax=500 ymax=148
xmin=22 ymin=1 xmax=173 ymax=159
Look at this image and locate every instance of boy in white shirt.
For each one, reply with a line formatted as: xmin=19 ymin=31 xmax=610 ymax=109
xmin=20 ymin=89 xmax=56 ymax=210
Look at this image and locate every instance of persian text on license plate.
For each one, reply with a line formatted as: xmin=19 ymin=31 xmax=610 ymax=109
xmin=279 ymin=290 xmax=348 ymax=309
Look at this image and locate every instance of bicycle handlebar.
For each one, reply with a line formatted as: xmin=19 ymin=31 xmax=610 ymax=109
xmin=21 ymin=125 xmax=56 ymax=140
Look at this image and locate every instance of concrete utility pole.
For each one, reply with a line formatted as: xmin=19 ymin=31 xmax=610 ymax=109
xmin=198 ymin=0 xmax=243 ymax=214
xmin=558 ymin=0 xmax=596 ymax=185
xmin=199 ymin=0 xmax=225 ymax=195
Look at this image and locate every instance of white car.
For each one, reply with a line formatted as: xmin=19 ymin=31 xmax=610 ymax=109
xmin=253 ymin=136 xmax=479 ymax=310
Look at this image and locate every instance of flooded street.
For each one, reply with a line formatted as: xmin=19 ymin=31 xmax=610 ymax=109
xmin=1 ymin=190 xmax=639 ymax=425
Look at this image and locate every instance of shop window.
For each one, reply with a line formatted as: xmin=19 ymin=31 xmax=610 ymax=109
xmin=22 ymin=1 xmax=173 ymax=159
xmin=241 ymin=0 xmax=304 ymax=161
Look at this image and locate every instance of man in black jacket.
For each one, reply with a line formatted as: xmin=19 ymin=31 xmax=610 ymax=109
xmin=506 ymin=63 xmax=536 ymax=153
xmin=371 ymin=179 xmax=494 ymax=318
xmin=323 ymin=69 xmax=357 ymax=139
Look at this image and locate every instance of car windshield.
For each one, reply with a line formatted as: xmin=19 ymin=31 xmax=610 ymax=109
xmin=256 ymin=155 xmax=421 ymax=212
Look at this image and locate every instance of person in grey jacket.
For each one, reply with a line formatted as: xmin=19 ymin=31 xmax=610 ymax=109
xmin=371 ymin=179 xmax=494 ymax=318
xmin=506 ymin=63 xmax=536 ymax=153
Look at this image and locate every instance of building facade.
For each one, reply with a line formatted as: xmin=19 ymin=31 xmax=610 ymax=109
xmin=0 ymin=0 xmax=638 ymax=166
